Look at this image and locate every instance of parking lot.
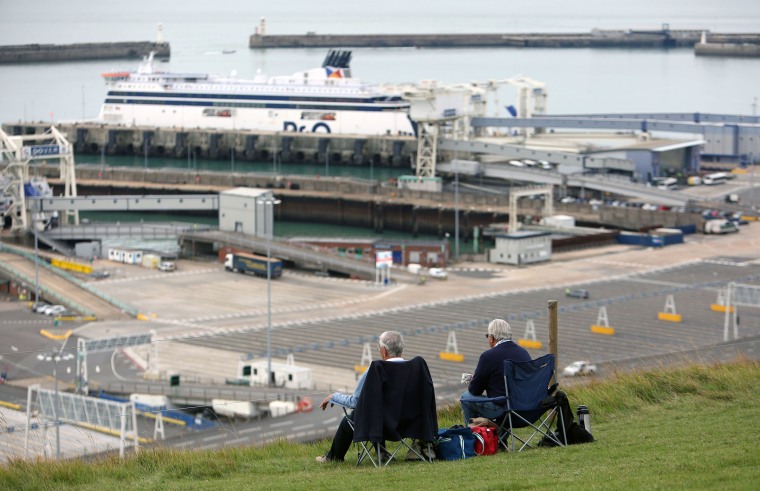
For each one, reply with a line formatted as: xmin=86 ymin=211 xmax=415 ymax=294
xmin=67 ymin=221 xmax=760 ymax=392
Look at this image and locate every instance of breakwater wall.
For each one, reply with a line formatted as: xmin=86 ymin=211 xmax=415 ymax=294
xmin=0 ymin=42 xmax=170 ymax=64
xmin=695 ymin=42 xmax=760 ymax=58
xmin=250 ymin=29 xmax=760 ymax=50
xmin=2 ymin=122 xmax=416 ymax=168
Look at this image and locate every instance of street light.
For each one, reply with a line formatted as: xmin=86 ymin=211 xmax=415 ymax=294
xmin=257 ymin=197 xmax=281 ymax=387
xmin=37 ymin=340 xmax=74 ymax=460
xmin=33 ymin=201 xmax=41 ymax=307
xmin=454 ymin=170 xmax=460 ymax=259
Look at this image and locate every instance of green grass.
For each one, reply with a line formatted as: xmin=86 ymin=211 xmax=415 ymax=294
xmin=2 ymin=359 xmax=759 ymax=490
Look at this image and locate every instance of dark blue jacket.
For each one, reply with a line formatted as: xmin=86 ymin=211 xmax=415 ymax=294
xmin=468 ymin=341 xmax=531 ymax=398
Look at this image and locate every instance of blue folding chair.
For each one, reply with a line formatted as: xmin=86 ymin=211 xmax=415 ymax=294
xmin=475 ymin=354 xmax=567 ymax=452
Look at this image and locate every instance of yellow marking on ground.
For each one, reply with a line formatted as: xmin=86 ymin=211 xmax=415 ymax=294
xmin=710 ymin=304 xmax=734 ymax=313
xmin=658 ymin=312 xmax=682 ymax=323
xmin=40 ymin=329 xmax=73 ymax=340
xmin=76 ymin=421 xmax=153 ymax=443
xmin=439 ymin=352 xmax=464 ymax=362
xmin=354 ymin=365 xmax=368 ymax=373
xmin=518 ymin=339 xmax=544 ymax=349
xmin=0 ymin=400 xmax=21 ymax=410
xmin=138 ymin=411 xmax=186 ymax=426
xmin=590 ymin=325 xmax=615 ymax=335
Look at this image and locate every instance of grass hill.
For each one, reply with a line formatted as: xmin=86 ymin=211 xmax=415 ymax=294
xmin=1 ymin=359 xmax=758 ymax=490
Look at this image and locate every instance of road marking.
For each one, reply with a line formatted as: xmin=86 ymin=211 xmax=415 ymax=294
xmin=202 ymin=434 xmax=226 ymax=442
xmin=323 ymin=417 xmax=338 ymax=425
xmin=239 ymin=427 xmax=262 ymax=434
xmin=292 ymin=424 xmax=314 ymax=431
xmin=270 ymin=421 xmax=293 ymax=428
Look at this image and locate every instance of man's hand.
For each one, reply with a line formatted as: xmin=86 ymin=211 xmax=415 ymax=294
xmin=320 ymin=394 xmax=334 ymax=411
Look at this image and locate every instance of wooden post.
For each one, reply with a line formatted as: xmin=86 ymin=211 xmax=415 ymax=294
xmin=548 ymin=300 xmax=558 ymax=384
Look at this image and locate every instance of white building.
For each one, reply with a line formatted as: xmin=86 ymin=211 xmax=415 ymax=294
xmin=489 ymin=231 xmax=551 ymax=265
xmin=218 ymin=187 xmax=275 ymax=236
xmin=248 ymin=361 xmax=312 ymax=389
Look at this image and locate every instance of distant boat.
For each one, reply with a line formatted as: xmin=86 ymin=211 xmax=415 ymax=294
xmin=222 ymin=49 xmax=236 ymax=54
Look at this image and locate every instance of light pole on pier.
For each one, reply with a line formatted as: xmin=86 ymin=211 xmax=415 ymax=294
xmin=33 ymin=201 xmax=40 ymax=306
xmin=257 ymin=197 xmax=281 ymax=387
xmin=454 ymin=170 xmax=460 ymax=259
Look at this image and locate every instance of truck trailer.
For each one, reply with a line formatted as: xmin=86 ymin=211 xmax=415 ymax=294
xmin=224 ymin=252 xmax=283 ymax=278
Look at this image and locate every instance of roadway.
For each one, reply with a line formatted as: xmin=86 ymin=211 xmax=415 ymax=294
xmin=0 ymin=248 xmax=134 ymax=320
xmin=180 ymin=229 xmax=420 ymax=283
xmin=438 ymin=158 xmax=758 ymax=209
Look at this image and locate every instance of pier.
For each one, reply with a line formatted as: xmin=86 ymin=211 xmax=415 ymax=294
xmin=0 ymin=41 xmax=170 ymax=64
xmin=249 ymin=29 xmax=760 ymax=50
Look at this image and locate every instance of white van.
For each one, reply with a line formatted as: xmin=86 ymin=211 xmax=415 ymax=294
xmin=656 ymin=177 xmax=678 ymax=191
xmin=702 ymin=173 xmax=727 ymax=185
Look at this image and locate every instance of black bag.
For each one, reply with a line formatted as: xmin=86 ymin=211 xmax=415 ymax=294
xmin=539 ymin=390 xmax=595 ymax=446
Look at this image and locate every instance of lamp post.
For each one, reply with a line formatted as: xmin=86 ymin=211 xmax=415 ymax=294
xmin=33 ymin=201 xmax=40 ymax=307
xmin=257 ymin=197 xmax=281 ymax=387
xmin=750 ymin=152 xmax=755 ymax=211
xmin=454 ymin=170 xmax=460 ymax=259
xmin=37 ymin=340 xmax=74 ymax=460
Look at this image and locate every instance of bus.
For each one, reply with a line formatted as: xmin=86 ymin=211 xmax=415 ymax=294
xmin=702 ymin=172 xmax=728 ymax=185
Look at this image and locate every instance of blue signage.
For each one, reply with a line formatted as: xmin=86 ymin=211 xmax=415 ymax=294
xmin=23 ymin=145 xmax=63 ymax=158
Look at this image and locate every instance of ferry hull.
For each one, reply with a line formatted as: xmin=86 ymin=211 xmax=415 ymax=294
xmin=99 ymin=103 xmax=415 ymax=137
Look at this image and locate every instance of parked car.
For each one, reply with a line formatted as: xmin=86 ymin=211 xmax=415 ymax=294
xmin=32 ymin=302 xmax=50 ymax=314
xmin=565 ymin=288 xmax=589 ymax=299
xmin=428 ymin=268 xmax=448 ymax=280
xmin=90 ymin=270 xmax=110 ymax=280
xmin=563 ymin=361 xmax=598 ymax=377
xmin=159 ymin=261 xmax=176 ymax=272
xmin=43 ymin=305 xmax=66 ymax=316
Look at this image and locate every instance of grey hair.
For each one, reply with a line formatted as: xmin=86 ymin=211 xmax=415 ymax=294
xmin=488 ymin=319 xmax=512 ymax=341
xmin=379 ymin=331 xmax=404 ymax=357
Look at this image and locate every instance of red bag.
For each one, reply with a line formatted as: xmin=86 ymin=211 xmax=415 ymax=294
xmin=471 ymin=426 xmax=499 ymax=455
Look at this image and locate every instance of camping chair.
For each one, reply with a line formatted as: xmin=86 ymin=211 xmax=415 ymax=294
xmin=469 ymin=353 xmax=566 ymax=452
xmin=339 ymin=356 xmax=438 ymax=467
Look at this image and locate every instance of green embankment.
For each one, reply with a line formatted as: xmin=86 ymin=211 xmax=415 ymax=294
xmin=2 ymin=360 xmax=759 ymax=490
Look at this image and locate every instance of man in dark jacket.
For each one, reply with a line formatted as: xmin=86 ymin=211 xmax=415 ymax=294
xmin=316 ymin=330 xmax=407 ymax=462
xmin=460 ymin=319 xmax=531 ymax=425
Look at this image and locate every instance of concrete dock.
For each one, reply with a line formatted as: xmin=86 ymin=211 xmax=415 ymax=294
xmin=0 ymin=42 xmax=170 ymax=64
xmin=2 ymin=122 xmax=416 ymax=168
xmin=249 ymin=29 xmax=760 ymax=50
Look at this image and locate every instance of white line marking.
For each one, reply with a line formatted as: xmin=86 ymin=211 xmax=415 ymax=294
xmin=270 ymin=421 xmax=293 ymax=428
xmin=202 ymin=434 xmax=226 ymax=442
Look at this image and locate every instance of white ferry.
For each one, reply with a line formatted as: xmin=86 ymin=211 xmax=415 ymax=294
xmin=98 ymin=50 xmax=416 ymax=137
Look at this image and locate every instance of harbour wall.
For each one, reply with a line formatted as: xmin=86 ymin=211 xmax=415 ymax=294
xmin=695 ymin=42 xmax=760 ymax=58
xmin=2 ymin=122 xmax=416 ymax=168
xmin=249 ymin=30 xmax=760 ymax=50
xmin=34 ymin=165 xmax=702 ymax=238
xmin=0 ymin=42 xmax=170 ymax=64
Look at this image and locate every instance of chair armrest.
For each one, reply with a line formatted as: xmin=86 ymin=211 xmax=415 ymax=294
xmin=460 ymin=395 xmax=507 ymax=405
